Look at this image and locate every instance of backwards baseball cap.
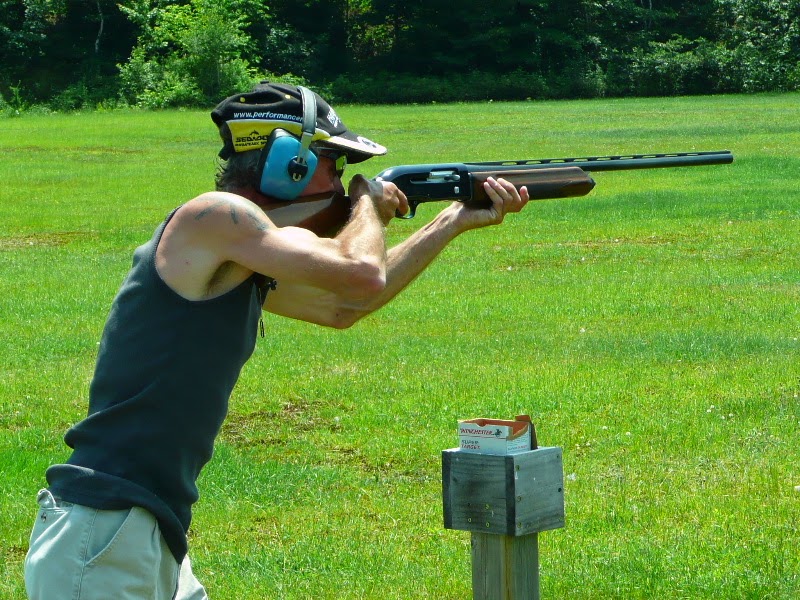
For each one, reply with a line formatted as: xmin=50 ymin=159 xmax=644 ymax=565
xmin=211 ymin=81 xmax=387 ymax=164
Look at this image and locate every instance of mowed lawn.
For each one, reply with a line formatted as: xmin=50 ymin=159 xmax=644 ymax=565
xmin=0 ymin=92 xmax=798 ymax=599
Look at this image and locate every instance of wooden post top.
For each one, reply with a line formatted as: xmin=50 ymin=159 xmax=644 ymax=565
xmin=442 ymin=447 xmax=565 ymax=536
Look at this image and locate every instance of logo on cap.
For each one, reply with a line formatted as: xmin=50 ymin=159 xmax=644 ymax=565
xmin=327 ymin=108 xmax=340 ymax=129
xmin=357 ymin=136 xmax=380 ymax=149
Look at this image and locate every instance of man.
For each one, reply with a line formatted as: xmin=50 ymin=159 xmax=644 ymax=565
xmin=24 ymin=82 xmax=529 ymax=599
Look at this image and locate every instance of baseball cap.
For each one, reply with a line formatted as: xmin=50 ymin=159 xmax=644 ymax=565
xmin=211 ymin=82 xmax=387 ymax=164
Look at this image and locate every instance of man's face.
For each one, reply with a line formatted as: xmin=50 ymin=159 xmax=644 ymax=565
xmin=300 ymin=151 xmax=347 ymax=197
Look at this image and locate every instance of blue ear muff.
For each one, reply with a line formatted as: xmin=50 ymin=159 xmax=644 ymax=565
xmin=256 ymin=85 xmax=319 ymax=201
xmin=257 ymin=129 xmax=318 ymax=201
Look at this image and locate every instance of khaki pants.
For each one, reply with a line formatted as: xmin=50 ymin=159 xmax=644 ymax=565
xmin=24 ymin=489 xmax=208 ymax=600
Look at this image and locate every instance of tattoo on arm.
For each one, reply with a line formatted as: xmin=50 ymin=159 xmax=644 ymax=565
xmin=195 ymin=199 xmax=268 ymax=231
xmin=244 ymin=206 xmax=268 ymax=231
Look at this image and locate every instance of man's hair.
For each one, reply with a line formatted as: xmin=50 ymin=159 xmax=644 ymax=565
xmin=215 ymin=150 xmax=259 ymax=192
xmin=214 ymin=123 xmax=259 ymax=191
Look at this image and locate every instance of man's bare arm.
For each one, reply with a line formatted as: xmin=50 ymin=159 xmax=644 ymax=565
xmin=265 ymin=177 xmax=529 ymax=327
xmin=157 ymin=184 xmax=393 ymax=302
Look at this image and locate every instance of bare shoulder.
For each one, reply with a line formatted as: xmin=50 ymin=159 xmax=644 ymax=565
xmin=175 ymin=191 xmax=273 ymax=235
xmin=156 ymin=192 xmax=273 ymax=300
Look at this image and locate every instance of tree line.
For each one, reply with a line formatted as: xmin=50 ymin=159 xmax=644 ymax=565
xmin=1 ymin=0 xmax=798 ymax=111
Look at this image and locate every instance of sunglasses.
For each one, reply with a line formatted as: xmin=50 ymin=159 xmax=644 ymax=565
xmin=314 ymin=148 xmax=347 ymax=177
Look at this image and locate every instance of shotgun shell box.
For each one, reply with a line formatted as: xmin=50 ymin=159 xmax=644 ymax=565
xmin=457 ymin=415 xmax=532 ymax=455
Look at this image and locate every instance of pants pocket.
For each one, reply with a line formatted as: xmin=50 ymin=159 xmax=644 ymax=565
xmin=82 ymin=506 xmax=133 ymax=565
xmin=80 ymin=507 xmax=179 ymax=599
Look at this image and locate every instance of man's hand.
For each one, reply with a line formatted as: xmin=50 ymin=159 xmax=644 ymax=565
xmin=349 ymin=175 xmax=409 ymax=225
xmin=449 ymin=176 xmax=530 ymax=231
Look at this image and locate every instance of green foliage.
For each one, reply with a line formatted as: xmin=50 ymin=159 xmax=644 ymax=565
xmin=117 ymin=0 xmax=259 ymax=107
xmin=624 ymin=36 xmax=723 ymax=96
xmin=255 ymin=23 xmax=315 ymax=79
xmin=0 ymin=0 xmax=135 ymax=105
xmin=715 ymin=0 xmax=800 ymax=92
xmin=330 ymin=0 xmax=800 ymax=102
xmin=331 ymin=67 xmax=612 ymax=104
xmin=332 ymin=70 xmax=547 ymax=104
xmin=2 ymin=0 xmax=800 ymax=107
xmin=0 ymin=83 xmax=29 ymax=116
xmin=0 ymin=1 xmax=49 ymax=98
xmin=261 ymin=0 xmax=350 ymax=80
xmin=48 ymin=80 xmax=127 ymax=112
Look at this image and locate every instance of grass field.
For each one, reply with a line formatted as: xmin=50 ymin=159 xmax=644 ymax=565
xmin=1 ymin=92 xmax=798 ymax=599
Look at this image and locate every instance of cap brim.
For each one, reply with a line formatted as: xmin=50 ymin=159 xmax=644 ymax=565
xmin=318 ymin=131 xmax=387 ymax=164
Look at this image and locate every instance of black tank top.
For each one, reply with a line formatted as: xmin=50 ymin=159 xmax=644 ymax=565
xmin=47 ymin=207 xmax=272 ymax=562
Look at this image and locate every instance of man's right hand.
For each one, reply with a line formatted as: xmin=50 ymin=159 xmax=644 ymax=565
xmin=349 ymin=175 xmax=409 ymax=225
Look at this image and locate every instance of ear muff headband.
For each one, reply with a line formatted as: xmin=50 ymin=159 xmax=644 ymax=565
xmin=290 ymin=86 xmax=317 ymax=181
xmin=257 ymin=86 xmax=319 ymax=201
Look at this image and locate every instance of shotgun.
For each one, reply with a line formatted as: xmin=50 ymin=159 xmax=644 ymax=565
xmin=377 ymin=150 xmax=734 ymax=218
xmin=263 ymin=150 xmax=734 ymax=234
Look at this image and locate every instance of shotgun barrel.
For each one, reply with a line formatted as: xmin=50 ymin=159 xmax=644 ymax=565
xmin=462 ymin=150 xmax=734 ymax=172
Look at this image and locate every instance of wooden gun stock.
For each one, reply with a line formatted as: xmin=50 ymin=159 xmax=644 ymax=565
xmin=261 ymin=192 xmax=352 ymax=236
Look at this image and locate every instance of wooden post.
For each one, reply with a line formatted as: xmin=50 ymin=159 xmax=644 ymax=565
xmin=472 ymin=531 xmax=540 ymax=600
xmin=442 ymin=448 xmax=564 ymax=600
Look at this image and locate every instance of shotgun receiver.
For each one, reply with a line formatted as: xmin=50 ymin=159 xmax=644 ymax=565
xmin=375 ymin=150 xmax=734 ymax=218
xmin=262 ymin=150 xmax=734 ymax=234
